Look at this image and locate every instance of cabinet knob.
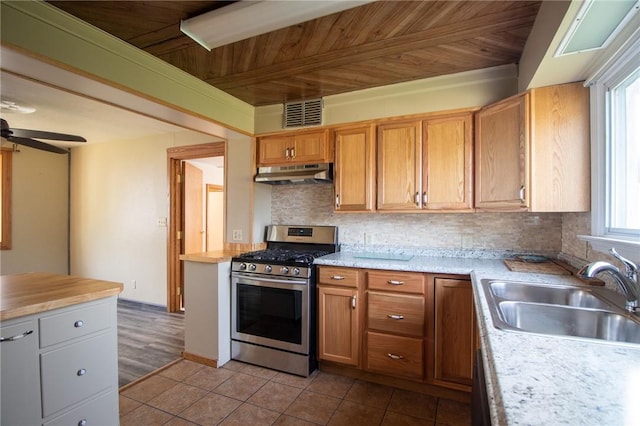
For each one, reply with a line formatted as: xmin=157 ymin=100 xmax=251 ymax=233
xmin=387 ymin=353 xmax=404 ymax=360
xmin=387 ymin=280 xmax=404 ymax=286
xmin=78 ymin=420 xmax=88 ymax=426
xmin=77 ymin=368 xmax=87 ymax=376
xmin=387 ymin=314 xmax=404 ymax=320
xmin=74 ymin=320 xmax=84 ymax=328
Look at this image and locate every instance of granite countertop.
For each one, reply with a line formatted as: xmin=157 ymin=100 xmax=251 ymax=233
xmin=1 ymin=272 xmax=123 ymax=321
xmin=316 ymin=249 xmax=640 ymax=425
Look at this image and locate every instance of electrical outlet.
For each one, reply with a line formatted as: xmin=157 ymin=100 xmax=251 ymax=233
xmin=156 ymin=217 xmax=167 ymax=227
xmin=364 ymin=233 xmax=374 ymax=245
xmin=232 ymin=229 xmax=243 ymax=241
xmin=131 ymin=280 xmax=137 ymax=290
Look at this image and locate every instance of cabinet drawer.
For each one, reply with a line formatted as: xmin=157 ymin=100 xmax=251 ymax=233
xmin=366 ymin=332 xmax=423 ymax=379
xmin=367 ymin=271 xmax=424 ymax=294
xmin=367 ymin=292 xmax=424 ymax=336
xmin=319 ymin=267 xmax=359 ymax=288
xmin=43 ymin=390 xmax=118 ymax=426
xmin=39 ymin=301 xmax=112 ymax=348
xmin=41 ymin=332 xmax=116 ymax=417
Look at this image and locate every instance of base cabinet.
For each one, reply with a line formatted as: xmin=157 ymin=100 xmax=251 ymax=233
xmin=0 ymin=297 xmax=119 ymax=425
xmin=432 ymin=276 xmax=478 ymax=391
xmin=318 ymin=267 xmax=361 ymax=366
xmin=318 ymin=266 xmax=478 ymax=393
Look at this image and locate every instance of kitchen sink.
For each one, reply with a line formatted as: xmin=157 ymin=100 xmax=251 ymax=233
xmin=487 ymin=280 xmax=613 ymax=309
xmin=496 ymin=302 xmax=640 ymax=344
xmin=481 ymin=279 xmax=640 ymax=345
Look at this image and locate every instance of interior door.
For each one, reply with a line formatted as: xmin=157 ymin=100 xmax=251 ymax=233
xmin=183 ymin=161 xmax=204 ymax=255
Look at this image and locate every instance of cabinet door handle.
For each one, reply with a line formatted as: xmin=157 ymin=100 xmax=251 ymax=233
xmin=285 ymin=147 xmax=290 ymax=159
xmin=387 ymin=280 xmax=404 ymax=285
xmin=290 ymin=147 xmax=296 ymax=158
xmin=387 ymin=353 xmax=404 ymax=360
xmin=387 ymin=314 xmax=404 ymax=320
xmin=77 ymin=368 xmax=87 ymax=376
xmin=74 ymin=320 xmax=84 ymax=328
xmin=351 ymin=295 xmax=357 ymax=309
xmin=331 ymin=275 xmax=345 ymax=280
xmin=335 ymin=194 xmax=340 ymax=208
xmin=519 ymin=185 xmax=526 ymax=203
xmin=0 ymin=330 xmax=33 ymax=342
xmin=414 ymin=192 xmax=420 ymax=207
xmin=422 ymin=192 xmax=428 ymax=204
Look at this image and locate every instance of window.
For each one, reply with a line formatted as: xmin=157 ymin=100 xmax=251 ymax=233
xmin=608 ymin=66 xmax=640 ymax=235
xmin=580 ymin=33 xmax=640 ymax=260
xmin=0 ymin=148 xmax=12 ymax=250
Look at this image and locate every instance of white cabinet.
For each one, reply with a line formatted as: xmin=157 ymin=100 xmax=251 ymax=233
xmin=0 ymin=297 xmax=119 ymax=425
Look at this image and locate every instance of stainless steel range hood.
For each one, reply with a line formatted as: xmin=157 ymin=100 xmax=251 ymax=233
xmin=254 ymin=163 xmax=333 ymax=185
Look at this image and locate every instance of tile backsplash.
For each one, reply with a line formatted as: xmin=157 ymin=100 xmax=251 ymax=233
xmin=271 ymin=185 xmax=563 ymax=252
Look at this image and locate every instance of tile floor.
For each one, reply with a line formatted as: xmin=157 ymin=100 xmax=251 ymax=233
xmin=120 ymin=359 xmax=471 ymax=426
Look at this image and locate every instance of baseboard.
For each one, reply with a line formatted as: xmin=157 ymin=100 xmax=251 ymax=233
xmin=183 ymin=351 xmax=219 ymax=368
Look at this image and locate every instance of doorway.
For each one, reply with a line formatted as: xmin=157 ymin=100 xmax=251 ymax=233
xmin=167 ymin=142 xmax=225 ymax=312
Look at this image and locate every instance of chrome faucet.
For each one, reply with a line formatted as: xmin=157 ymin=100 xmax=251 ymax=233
xmin=578 ymin=248 xmax=640 ymax=313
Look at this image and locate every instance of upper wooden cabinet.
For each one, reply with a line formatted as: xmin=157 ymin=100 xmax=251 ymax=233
xmin=475 ymin=82 xmax=590 ymax=212
xmin=333 ymin=124 xmax=375 ymax=212
xmin=257 ymin=130 xmax=331 ymax=166
xmin=376 ymin=112 xmax=474 ymax=212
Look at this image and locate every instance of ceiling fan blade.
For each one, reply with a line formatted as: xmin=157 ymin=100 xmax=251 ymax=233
xmin=8 ymin=136 xmax=69 ymax=154
xmin=10 ymin=128 xmax=87 ymax=142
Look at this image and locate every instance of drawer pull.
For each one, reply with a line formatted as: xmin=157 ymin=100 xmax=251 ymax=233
xmin=331 ymin=275 xmax=345 ymax=280
xmin=78 ymin=420 xmax=87 ymax=426
xmin=74 ymin=320 xmax=84 ymax=328
xmin=351 ymin=295 xmax=357 ymax=309
xmin=387 ymin=314 xmax=404 ymax=320
xmin=387 ymin=353 xmax=404 ymax=360
xmin=77 ymin=368 xmax=87 ymax=376
xmin=0 ymin=330 xmax=33 ymax=342
xmin=387 ymin=280 xmax=404 ymax=285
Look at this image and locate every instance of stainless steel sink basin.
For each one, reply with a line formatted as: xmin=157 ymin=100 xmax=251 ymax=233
xmin=481 ymin=279 xmax=640 ymax=345
xmin=497 ymin=301 xmax=640 ymax=344
xmin=488 ymin=280 xmax=613 ymax=309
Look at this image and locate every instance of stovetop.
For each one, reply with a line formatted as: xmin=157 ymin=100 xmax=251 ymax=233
xmin=235 ymin=248 xmax=331 ymax=265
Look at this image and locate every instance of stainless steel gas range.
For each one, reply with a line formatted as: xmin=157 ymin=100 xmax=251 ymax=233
xmin=231 ymin=225 xmax=338 ymax=377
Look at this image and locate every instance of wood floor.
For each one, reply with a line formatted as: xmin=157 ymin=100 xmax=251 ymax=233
xmin=117 ymin=298 xmax=185 ymax=387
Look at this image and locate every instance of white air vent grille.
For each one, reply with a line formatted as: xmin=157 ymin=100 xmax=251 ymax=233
xmin=284 ymin=98 xmax=323 ymax=128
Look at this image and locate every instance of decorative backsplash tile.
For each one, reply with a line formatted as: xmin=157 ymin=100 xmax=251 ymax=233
xmin=271 ymin=185 xmax=563 ymax=252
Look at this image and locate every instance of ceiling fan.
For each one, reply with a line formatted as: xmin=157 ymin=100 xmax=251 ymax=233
xmin=0 ymin=118 xmax=86 ymax=154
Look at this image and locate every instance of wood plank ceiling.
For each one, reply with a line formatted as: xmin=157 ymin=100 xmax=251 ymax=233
xmin=47 ymin=1 xmax=542 ymax=107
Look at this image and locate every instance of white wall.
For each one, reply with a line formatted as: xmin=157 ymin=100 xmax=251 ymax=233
xmin=69 ymin=130 xmax=252 ymax=306
xmin=0 ymin=145 xmax=69 ymax=275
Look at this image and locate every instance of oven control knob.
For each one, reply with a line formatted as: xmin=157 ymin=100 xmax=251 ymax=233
xmin=293 ymin=267 xmax=301 ymax=276
xmin=249 ymin=264 xmax=257 ymax=271
xmin=281 ymin=266 xmax=290 ymax=274
xmin=264 ymin=265 xmax=272 ymax=273
xmin=239 ymin=263 xmax=247 ymax=270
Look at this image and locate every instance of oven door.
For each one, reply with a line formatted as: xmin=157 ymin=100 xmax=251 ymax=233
xmin=231 ymin=273 xmax=309 ymax=354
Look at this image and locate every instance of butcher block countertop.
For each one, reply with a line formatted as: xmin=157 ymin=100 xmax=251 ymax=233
xmin=180 ymin=250 xmax=245 ymax=264
xmin=0 ymin=272 xmax=123 ymax=321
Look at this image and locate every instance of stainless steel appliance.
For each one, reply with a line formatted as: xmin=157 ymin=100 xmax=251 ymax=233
xmin=231 ymin=225 xmax=338 ymax=376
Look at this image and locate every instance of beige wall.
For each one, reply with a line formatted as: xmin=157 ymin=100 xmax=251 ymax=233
xmin=0 ymin=145 xmax=69 ymax=275
xmin=69 ymin=130 xmax=253 ymax=306
xmin=255 ymin=65 xmax=518 ymax=134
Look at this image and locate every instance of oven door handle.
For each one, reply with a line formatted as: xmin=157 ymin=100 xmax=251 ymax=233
xmin=232 ymin=274 xmax=308 ymax=287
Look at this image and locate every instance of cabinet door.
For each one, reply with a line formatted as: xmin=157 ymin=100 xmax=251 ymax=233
xmin=377 ymin=121 xmax=422 ymax=210
xmin=318 ymin=286 xmax=359 ymax=366
xmin=257 ymin=136 xmax=290 ymax=165
xmin=423 ymin=113 xmax=473 ymax=211
xmin=292 ymin=130 xmax=330 ymax=164
xmin=334 ymin=125 xmax=375 ymax=212
xmin=1 ymin=318 xmax=41 ymax=426
xmin=475 ymin=94 xmax=528 ymax=210
xmin=433 ymin=278 xmax=477 ymax=391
